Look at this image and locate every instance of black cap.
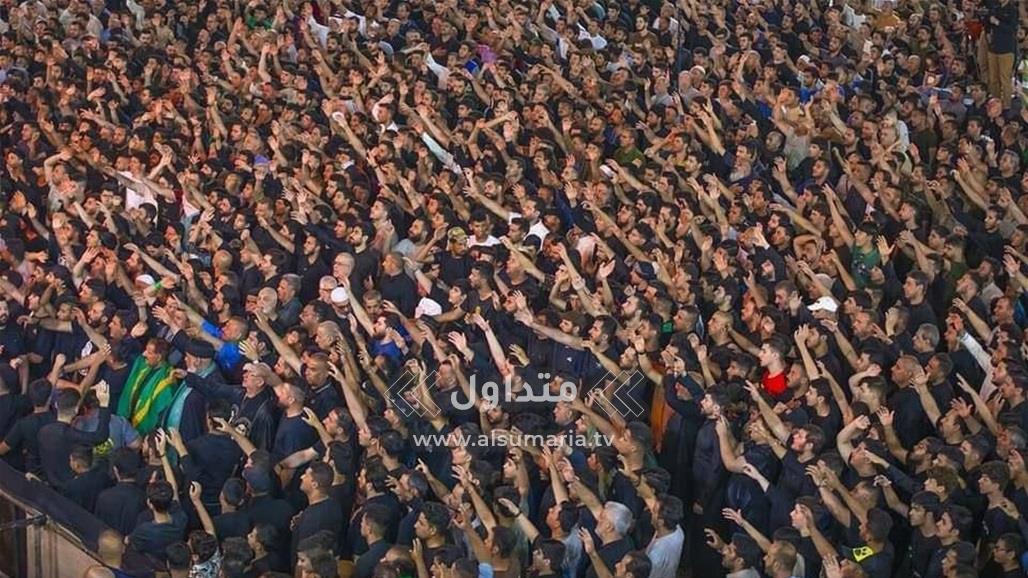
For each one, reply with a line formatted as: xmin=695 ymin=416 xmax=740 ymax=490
xmin=181 ymin=339 xmax=216 ymax=359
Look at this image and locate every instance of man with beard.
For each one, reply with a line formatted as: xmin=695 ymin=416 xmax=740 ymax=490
xmin=703 ymin=530 xmax=764 ymax=578
xmin=268 ymin=382 xmax=317 ymax=482
xmin=116 ymin=338 xmax=177 ymax=435
xmin=0 ymin=299 xmax=26 ymax=364
xmin=347 ymin=223 xmax=381 ymax=300
xmin=378 ymin=252 xmax=418 ymax=317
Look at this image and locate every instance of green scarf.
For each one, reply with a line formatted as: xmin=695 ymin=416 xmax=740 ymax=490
xmin=116 ymin=356 xmax=176 ymax=435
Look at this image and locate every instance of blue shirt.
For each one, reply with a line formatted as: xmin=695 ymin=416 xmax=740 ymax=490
xmin=201 ymin=320 xmax=243 ymax=373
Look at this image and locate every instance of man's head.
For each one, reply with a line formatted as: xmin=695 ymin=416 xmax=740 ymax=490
xmin=531 ymin=539 xmax=566 ymax=574
xmin=596 ymin=502 xmax=633 ymax=542
xmin=301 ymin=461 xmax=334 ymax=498
xmin=763 ymin=540 xmax=798 ymax=577
xmin=142 ymin=339 xmax=169 ymax=367
xmin=54 ymin=388 xmax=82 ymax=418
xmin=360 ymin=503 xmax=391 ymax=543
xmin=147 ymin=480 xmax=175 ymax=514
xmin=415 ymin=502 xmax=451 ymax=542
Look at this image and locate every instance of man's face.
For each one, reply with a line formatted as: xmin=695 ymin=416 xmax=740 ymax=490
xmin=274 ymin=384 xmax=292 ymax=408
xmin=142 ymin=343 xmax=163 ymax=367
xmin=414 ymin=513 xmax=433 ymax=539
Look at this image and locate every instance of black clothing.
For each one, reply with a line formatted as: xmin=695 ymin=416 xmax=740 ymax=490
xmin=38 ymin=410 xmax=111 ymax=485
xmin=95 ymin=481 xmax=149 ymax=536
xmin=354 ymin=539 xmax=392 ymax=578
xmin=63 ymin=466 xmax=111 ymax=512
xmin=182 ymin=433 xmax=244 ymax=509
xmin=3 ymin=411 xmax=54 ymax=474
xmin=291 ymin=496 xmax=345 ymax=559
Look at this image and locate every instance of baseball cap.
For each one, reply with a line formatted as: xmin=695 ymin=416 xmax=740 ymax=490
xmin=243 ymin=466 xmax=275 ymax=494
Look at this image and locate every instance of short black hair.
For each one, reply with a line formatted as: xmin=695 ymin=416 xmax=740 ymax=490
xmin=165 ymin=542 xmax=192 ymax=570
xmin=147 ymin=480 xmax=175 ymax=513
xmin=535 ymin=539 xmax=566 ymax=571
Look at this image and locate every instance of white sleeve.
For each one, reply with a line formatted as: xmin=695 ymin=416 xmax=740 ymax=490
xmin=424 ymin=53 xmax=451 ymax=87
xmin=420 ymin=132 xmax=462 ymax=175
xmin=307 ymin=16 xmax=329 ymax=47
xmin=125 ymin=0 xmax=146 ymax=29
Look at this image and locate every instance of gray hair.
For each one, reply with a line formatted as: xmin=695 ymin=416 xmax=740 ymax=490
xmin=604 ymin=502 xmax=633 ymax=537
xmin=917 ymin=323 xmax=940 ymax=348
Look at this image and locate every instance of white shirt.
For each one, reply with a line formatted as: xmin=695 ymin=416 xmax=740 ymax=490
xmin=507 ymin=213 xmax=550 ymax=242
xmin=468 ymin=235 xmax=501 ymax=248
xmin=646 ymin=526 xmax=685 ymax=578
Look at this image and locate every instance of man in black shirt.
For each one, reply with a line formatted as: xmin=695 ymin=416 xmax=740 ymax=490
xmin=349 ymin=223 xmax=382 ymax=300
xmin=186 ymin=361 xmax=280 ymax=451
xmin=378 ymin=252 xmax=418 ymax=317
xmin=38 ymin=383 xmax=111 ymax=486
xmin=271 ymin=383 xmax=318 ymax=466
xmin=94 ymin=448 xmax=148 ymax=536
xmin=127 ymin=480 xmax=186 ymax=565
xmin=167 ymin=399 xmax=243 ymax=515
xmin=902 ymin=272 xmax=937 ymax=332
xmin=354 ymin=503 xmax=394 ymax=578
xmin=581 ymin=501 xmax=636 ymax=578
xmin=212 ymin=478 xmax=252 ymax=539
xmin=63 ymin=444 xmax=111 ymax=512
xmin=290 ymin=461 xmax=343 ymax=563
xmin=0 ymin=378 xmax=54 ymax=473
xmin=0 ymin=368 xmax=29 ymax=440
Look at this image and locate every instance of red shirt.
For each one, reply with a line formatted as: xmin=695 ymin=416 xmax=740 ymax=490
xmin=762 ymin=370 xmax=788 ymax=398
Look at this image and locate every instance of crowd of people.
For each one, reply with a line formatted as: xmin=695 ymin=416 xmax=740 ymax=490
xmin=2 ymin=0 xmax=1028 ymax=577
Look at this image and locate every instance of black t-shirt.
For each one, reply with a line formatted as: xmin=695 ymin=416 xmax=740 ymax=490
xmin=4 ymin=411 xmax=53 ymax=474
xmin=0 ymin=393 xmax=30 ymax=440
xmin=888 ymin=387 xmax=931 ymax=450
xmin=437 ymin=251 xmax=472 ymax=286
xmin=354 ymin=540 xmax=392 ymax=578
xmin=585 ymin=536 xmax=634 ymax=578
xmin=95 ymin=481 xmax=149 ymax=536
xmin=848 ymin=541 xmax=895 ymax=578
xmin=291 ymin=497 xmax=345 ymax=558
xmin=64 ymin=466 xmax=111 ymax=512
xmin=271 ymin=414 xmax=317 ymax=463
xmin=0 ymin=324 xmax=26 ymax=360
xmin=214 ymin=510 xmax=252 ymax=540
xmin=907 ymin=531 xmax=941 ymax=578
xmin=128 ymin=518 xmax=186 ymax=562
xmin=244 ymin=494 xmax=295 ymax=538
xmin=378 ymin=272 xmax=418 ymax=317
xmin=38 ymin=411 xmax=111 ymax=486
xmin=183 ymin=434 xmax=244 ymax=508
xmin=769 ymin=450 xmax=818 ymax=529
xmin=98 ymin=363 xmax=133 ymax=411
xmin=809 ymin=404 xmax=842 ymax=442
xmin=350 ymin=248 xmax=382 ymax=299
xmin=345 ymin=493 xmax=402 ymax=559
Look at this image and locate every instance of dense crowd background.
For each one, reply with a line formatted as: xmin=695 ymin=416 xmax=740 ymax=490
xmin=2 ymin=0 xmax=1028 ymax=577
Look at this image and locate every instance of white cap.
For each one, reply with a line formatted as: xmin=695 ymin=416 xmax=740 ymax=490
xmin=414 ymin=298 xmax=443 ymax=319
xmin=330 ymin=287 xmax=349 ymax=305
xmin=135 ymin=274 xmax=156 ymax=287
xmin=808 ymin=296 xmax=839 ymax=313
